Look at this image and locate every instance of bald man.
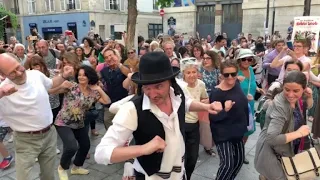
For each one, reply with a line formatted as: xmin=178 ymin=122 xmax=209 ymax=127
xmin=0 ymin=53 xmax=74 ymax=180
xmin=38 ymin=39 xmax=60 ymax=69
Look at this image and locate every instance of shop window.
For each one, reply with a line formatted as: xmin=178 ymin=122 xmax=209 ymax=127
xmin=45 ymin=0 xmax=55 ymax=12
xmin=27 ymin=0 xmax=36 ymax=14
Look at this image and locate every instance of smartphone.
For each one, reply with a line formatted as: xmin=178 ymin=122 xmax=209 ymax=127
xmin=65 ymin=31 xmax=73 ymax=36
xmin=287 ymin=41 xmax=293 ymax=50
xmin=29 ymin=36 xmax=38 ymax=41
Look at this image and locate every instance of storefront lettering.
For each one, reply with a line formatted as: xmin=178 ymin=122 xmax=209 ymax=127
xmin=43 ymin=20 xmax=59 ymax=24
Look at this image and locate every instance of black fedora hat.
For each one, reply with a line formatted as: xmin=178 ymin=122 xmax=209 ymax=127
xmin=131 ymin=52 xmax=180 ymax=85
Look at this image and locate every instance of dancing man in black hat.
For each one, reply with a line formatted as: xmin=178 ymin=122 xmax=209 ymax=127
xmin=95 ymin=52 xmax=223 ymax=180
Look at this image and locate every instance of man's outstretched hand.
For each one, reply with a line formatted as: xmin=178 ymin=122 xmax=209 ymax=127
xmin=0 ymin=84 xmax=17 ymax=99
xmin=208 ymin=101 xmax=223 ymax=114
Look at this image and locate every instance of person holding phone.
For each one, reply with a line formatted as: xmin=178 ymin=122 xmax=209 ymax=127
xmin=270 ymin=39 xmax=311 ymax=83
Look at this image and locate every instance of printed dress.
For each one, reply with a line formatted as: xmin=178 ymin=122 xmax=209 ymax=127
xmin=55 ymin=83 xmax=100 ymax=129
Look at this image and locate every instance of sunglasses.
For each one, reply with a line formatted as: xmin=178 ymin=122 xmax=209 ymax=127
xmin=241 ymin=58 xmax=253 ymax=62
xmin=181 ymin=58 xmax=196 ymax=65
xmin=222 ymin=72 xmax=237 ymax=78
xmin=128 ymin=51 xmax=135 ymax=54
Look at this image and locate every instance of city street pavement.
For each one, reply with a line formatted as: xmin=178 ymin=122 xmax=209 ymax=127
xmin=0 ymin=122 xmax=261 ymax=180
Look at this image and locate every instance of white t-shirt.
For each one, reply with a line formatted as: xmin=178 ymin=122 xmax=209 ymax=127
xmin=0 ymin=70 xmax=53 ymax=132
xmin=277 ymin=55 xmax=311 ymax=83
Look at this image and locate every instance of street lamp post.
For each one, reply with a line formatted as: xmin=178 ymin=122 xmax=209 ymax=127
xmin=160 ymin=9 xmax=165 ymax=34
xmin=271 ymin=0 xmax=276 ymax=35
xmin=265 ymin=0 xmax=270 ymax=45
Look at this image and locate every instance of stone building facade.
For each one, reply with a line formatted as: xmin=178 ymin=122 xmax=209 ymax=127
xmin=16 ymin=0 xmax=161 ymax=44
xmin=242 ymin=0 xmax=320 ymax=37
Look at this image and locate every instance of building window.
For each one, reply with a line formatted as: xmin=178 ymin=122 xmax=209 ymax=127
xmin=148 ymin=24 xmax=162 ymax=39
xmin=60 ymin=0 xmax=66 ymax=11
xmin=66 ymin=0 xmax=81 ymax=10
xmin=45 ymin=0 xmax=55 ymax=12
xmin=110 ymin=0 xmax=118 ymax=10
xmin=153 ymin=0 xmax=158 ymax=10
xmin=222 ymin=4 xmax=242 ymax=23
xmin=197 ymin=6 xmax=215 ymax=25
xmin=105 ymin=0 xmax=124 ymax=10
xmin=11 ymin=0 xmax=20 ymax=14
xmin=27 ymin=0 xmax=36 ymax=14
xmin=120 ymin=0 xmax=124 ymax=11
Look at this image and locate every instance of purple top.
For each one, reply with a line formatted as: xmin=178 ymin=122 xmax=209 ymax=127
xmin=262 ymin=49 xmax=284 ymax=76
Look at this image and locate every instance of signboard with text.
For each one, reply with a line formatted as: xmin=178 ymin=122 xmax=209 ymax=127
xmin=292 ymin=16 xmax=320 ymax=55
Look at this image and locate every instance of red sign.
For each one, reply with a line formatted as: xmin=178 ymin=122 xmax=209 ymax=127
xmin=160 ymin=9 xmax=165 ymax=17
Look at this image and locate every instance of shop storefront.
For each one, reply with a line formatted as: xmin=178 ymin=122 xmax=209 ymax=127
xmin=22 ymin=12 xmax=90 ymax=43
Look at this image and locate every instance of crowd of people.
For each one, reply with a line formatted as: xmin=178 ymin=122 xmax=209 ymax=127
xmin=0 ymin=23 xmax=318 ymax=180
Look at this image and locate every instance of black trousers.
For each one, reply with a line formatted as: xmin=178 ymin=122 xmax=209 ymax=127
xmin=84 ymin=109 xmax=99 ymax=130
xmin=215 ymin=140 xmax=245 ymax=180
xmin=56 ymin=126 xmax=90 ymax=170
xmin=185 ymin=122 xmax=200 ymax=180
xmin=267 ymin=73 xmax=278 ymax=86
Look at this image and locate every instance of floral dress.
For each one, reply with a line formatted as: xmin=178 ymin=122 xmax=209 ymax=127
xmin=55 ymin=83 xmax=100 ymax=129
xmin=48 ymin=69 xmax=60 ymax=109
xmin=199 ymin=67 xmax=220 ymax=95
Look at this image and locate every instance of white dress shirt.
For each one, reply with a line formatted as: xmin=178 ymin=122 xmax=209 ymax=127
xmin=95 ymin=88 xmax=192 ymax=180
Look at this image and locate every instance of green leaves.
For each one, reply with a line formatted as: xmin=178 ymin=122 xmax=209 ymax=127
xmin=0 ymin=4 xmax=18 ymax=30
xmin=156 ymin=0 xmax=174 ymax=9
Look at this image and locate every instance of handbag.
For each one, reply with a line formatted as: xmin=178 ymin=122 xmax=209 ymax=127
xmin=280 ymin=145 xmax=320 ymax=180
xmin=280 ymin=100 xmax=320 ymax=180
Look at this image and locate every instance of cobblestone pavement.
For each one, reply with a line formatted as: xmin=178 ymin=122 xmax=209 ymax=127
xmin=0 ymin=122 xmax=262 ymax=180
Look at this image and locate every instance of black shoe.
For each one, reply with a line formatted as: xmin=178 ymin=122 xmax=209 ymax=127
xmin=243 ymin=158 xmax=249 ymax=164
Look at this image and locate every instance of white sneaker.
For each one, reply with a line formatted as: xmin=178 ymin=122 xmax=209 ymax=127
xmin=8 ymin=135 xmax=13 ymax=143
xmin=56 ymin=148 xmax=60 ymax=154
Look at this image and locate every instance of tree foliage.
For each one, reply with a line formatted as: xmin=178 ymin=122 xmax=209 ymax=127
xmin=156 ymin=0 xmax=175 ymax=9
xmin=0 ymin=5 xmax=18 ymax=40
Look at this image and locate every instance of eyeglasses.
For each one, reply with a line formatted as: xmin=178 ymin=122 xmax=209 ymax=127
xmin=222 ymin=72 xmax=237 ymax=78
xmin=241 ymin=58 xmax=253 ymax=62
xmin=203 ymin=57 xmax=212 ymax=60
xmin=293 ymin=45 xmax=303 ymax=48
xmin=128 ymin=51 xmax=135 ymax=54
xmin=8 ymin=65 xmax=25 ymax=79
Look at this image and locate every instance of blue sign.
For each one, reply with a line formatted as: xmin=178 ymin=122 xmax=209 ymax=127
xmin=174 ymin=0 xmax=194 ymax=7
xmin=42 ymin=27 xmax=62 ymax=33
xmin=29 ymin=23 xmax=37 ymax=27
xmin=67 ymin=22 xmax=76 ymax=27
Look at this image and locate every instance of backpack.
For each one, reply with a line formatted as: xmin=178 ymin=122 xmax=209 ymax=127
xmin=255 ymin=96 xmax=268 ymax=129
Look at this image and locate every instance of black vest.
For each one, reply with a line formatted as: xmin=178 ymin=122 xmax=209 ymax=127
xmin=131 ymin=92 xmax=185 ymax=176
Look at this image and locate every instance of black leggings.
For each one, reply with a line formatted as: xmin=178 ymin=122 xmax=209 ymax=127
xmin=56 ymin=126 xmax=90 ymax=170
